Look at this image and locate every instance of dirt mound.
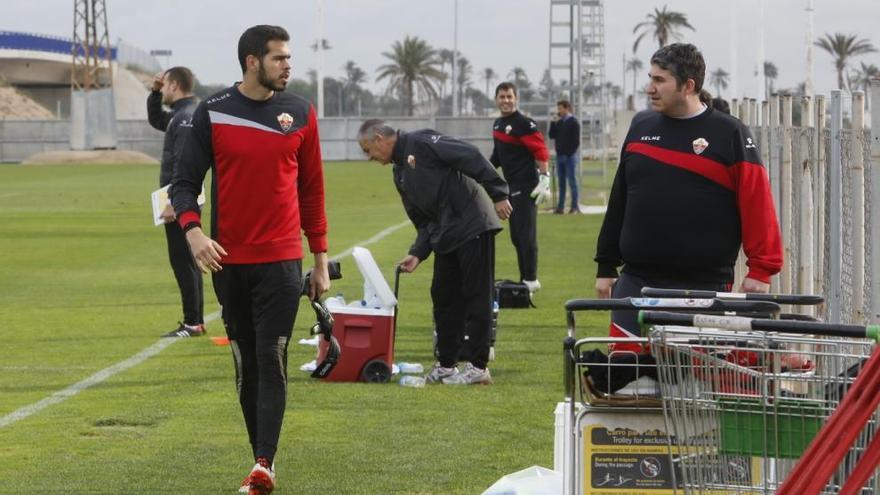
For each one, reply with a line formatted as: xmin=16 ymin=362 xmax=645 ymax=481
xmin=23 ymin=149 xmax=158 ymax=165
xmin=0 ymin=87 xmax=55 ymax=119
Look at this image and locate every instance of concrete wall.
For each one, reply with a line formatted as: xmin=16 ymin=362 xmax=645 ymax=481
xmin=1 ymin=115 xmax=603 ymax=163
xmin=1 ymin=117 xmax=501 ymax=163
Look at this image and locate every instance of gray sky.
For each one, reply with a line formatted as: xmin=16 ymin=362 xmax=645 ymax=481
xmin=7 ymin=0 xmax=880 ymax=100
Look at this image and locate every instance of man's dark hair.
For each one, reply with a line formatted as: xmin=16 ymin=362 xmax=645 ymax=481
xmin=495 ymin=81 xmax=518 ymax=97
xmin=557 ymin=100 xmax=572 ymax=110
xmin=164 ymin=66 xmax=194 ymax=94
xmin=238 ymin=25 xmax=290 ymax=73
xmin=711 ymin=96 xmax=731 ymax=114
xmin=650 ymin=43 xmax=706 ymax=92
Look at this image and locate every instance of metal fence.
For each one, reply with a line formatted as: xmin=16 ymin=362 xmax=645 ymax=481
xmin=731 ymin=83 xmax=880 ymax=325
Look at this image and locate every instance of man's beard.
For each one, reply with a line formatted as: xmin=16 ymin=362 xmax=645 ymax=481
xmin=258 ymin=64 xmax=287 ymax=92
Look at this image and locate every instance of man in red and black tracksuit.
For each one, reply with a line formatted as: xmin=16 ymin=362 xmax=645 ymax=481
xmin=595 ymin=43 xmax=782 ymax=353
xmin=490 ymin=82 xmax=550 ymax=293
xmin=172 ymin=25 xmax=329 ymax=494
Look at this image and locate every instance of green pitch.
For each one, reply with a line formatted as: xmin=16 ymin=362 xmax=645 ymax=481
xmin=0 ymin=161 xmax=609 ymax=494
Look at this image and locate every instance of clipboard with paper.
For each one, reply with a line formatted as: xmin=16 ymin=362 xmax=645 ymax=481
xmin=151 ymin=185 xmax=206 ymax=226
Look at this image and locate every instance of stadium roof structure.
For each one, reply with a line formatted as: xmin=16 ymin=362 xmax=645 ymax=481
xmin=0 ymin=30 xmax=116 ymax=59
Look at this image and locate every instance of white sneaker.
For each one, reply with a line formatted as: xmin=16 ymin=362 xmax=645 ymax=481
xmin=425 ymin=362 xmax=459 ymax=383
xmin=522 ymin=279 xmax=541 ymax=293
xmin=239 ymin=461 xmax=275 ymax=494
xmin=442 ymin=363 xmax=493 ymax=385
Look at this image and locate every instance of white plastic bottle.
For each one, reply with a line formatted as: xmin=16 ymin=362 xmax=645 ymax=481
xmin=399 ymin=375 xmax=426 ymax=388
xmin=398 ymin=362 xmax=424 ymax=374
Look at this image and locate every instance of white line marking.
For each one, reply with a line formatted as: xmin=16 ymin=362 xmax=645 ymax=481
xmin=0 ymin=221 xmax=410 ymax=429
xmin=329 ymin=220 xmax=410 ymax=261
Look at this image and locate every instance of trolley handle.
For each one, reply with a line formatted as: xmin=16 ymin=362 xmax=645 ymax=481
xmin=564 ymin=297 xmax=780 ymax=315
xmin=639 ymin=310 xmax=880 ymax=341
xmin=640 ymin=287 xmax=824 ymax=305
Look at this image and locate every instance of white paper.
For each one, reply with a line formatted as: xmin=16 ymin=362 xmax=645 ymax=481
xmin=151 ymin=185 xmax=206 ymax=226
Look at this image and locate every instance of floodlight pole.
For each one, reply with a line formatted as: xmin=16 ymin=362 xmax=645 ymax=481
xmin=451 ymin=0 xmax=459 ymax=117
xmin=805 ymin=0 xmax=815 ymax=97
xmin=756 ymin=0 xmax=766 ymax=100
xmin=729 ymin=2 xmax=737 ymax=99
xmin=316 ymin=0 xmax=325 ymax=118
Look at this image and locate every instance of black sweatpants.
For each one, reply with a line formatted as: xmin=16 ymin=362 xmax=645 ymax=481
xmin=609 ymin=271 xmax=731 ymax=353
xmin=432 ymin=233 xmax=495 ymax=370
xmin=212 ymin=260 xmax=302 ymax=463
xmin=164 ymin=222 xmax=203 ymax=325
xmin=508 ymin=187 xmax=538 ymax=281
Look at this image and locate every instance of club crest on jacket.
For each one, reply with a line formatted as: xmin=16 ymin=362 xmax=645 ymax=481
xmin=277 ymin=112 xmax=294 ymax=132
xmin=692 ymin=137 xmax=709 ymax=155
xmin=407 ymin=154 xmax=416 ymax=168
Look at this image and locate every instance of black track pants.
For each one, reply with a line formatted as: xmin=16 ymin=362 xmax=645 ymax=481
xmin=213 ymin=260 xmax=302 ymax=463
xmin=432 ymin=233 xmax=495 ymax=370
xmin=164 ymin=222 xmax=203 ymax=325
xmin=508 ymin=188 xmax=538 ymax=281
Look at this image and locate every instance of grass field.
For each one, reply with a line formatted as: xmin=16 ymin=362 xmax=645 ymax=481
xmin=0 ymin=160 xmax=611 ymax=494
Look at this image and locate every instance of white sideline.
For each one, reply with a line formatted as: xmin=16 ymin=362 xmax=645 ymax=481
xmin=0 ymin=219 xmax=410 ymax=429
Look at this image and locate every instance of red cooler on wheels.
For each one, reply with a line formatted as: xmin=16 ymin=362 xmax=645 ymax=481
xmin=316 ymin=246 xmax=398 ymax=382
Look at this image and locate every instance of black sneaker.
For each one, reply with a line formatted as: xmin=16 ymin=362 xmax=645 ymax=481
xmin=161 ymin=322 xmax=206 ymax=338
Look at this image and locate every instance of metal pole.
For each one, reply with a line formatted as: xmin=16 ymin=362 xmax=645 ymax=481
xmin=815 ymin=95 xmax=827 ymax=310
xmin=730 ymin=2 xmax=737 ymax=99
xmin=451 ymin=0 xmax=458 ymax=117
xmin=805 ymin=0 xmax=815 ymax=97
xmin=781 ymin=95 xmax=793 ymax=295
xmin=316 ymin=0 xmax=324 ymax=118
xmin=870 ymin=78 xmax=880 ymax=323
xmin=800 ymin=95 xmax=815 ymax=317
xmin=829 ymin=90 xmax=843 ymax=323
xmin=756 ymin=0 xmax=766 ymax=101
xmin=851 ymin=91 xmax=866 ymax=323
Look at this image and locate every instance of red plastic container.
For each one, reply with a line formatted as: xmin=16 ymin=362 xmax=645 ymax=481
xmin=316 ymin=305 xmax=396 ymax=382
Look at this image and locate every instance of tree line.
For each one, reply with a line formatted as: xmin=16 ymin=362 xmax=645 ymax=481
xmin=192 ymin=5 xmax=878 ymax=116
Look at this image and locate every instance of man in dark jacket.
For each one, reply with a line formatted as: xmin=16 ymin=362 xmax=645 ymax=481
xmin=595 ymin=43 xmax=782 ymax=353
xmin=548 ymin=99 xmax=581 ymax=214
xmin=147 ymin=66 xmax=204 ymax=338
xmin=358 ymin=119 xmax=511 ymax=385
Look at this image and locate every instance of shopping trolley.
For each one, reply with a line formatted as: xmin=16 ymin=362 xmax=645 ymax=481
xmin=560 ymin=296 xmax=784 ymax=495
xmin=642 ymin=310 xmax=880 ymax=495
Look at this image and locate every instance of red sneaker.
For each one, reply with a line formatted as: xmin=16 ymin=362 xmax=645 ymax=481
xmin=239 ymin=461 xmax=275 ymax=494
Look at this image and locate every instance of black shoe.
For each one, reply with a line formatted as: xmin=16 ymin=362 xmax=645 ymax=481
xmin=161 ymin=322 xmax=206 ymax=338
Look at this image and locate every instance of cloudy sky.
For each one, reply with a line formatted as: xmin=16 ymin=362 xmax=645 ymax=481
xmin=7 ymin=0 xmax=880 ymax=100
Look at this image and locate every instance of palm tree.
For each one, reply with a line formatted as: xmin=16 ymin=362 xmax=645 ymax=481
xmin=763 ymin=61 xmax=778 ymax=96
xmin=610 ymin=84 xmax=622 ymax=110
xmin=852 ymin=62 xmax=880 ymax=108
xmin=625 ymin=58 xmax=644 ymax=110
xmin=709 ymin=68 xmax=729 ymax=98
xmin=437 ymin=48 xmax=455 ymax=99
xmin=507 ymin=66 xmax=533 ymax=101
xmin=482 ymin=67 xmax=496 ymax=114
xmin=632 ymin=5 xmax=695 ymax=52
xmin=342 ymin=60 xmax=368 ymax=116
xmin=456 ymin=57 xmax=473 ymax=115
xmin=814 ymin=32 xmax=877 ymax=90
xmin=376 ymin=36 xmax=443 ymax=116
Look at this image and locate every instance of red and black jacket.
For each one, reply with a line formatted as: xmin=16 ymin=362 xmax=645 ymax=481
xmin=490 ymin=110 xmax=549 ymax=190
xmin=595 ymin=108 xmax=783 ymax=284
xmin=171 ymin=85 xmax=328 ymax=264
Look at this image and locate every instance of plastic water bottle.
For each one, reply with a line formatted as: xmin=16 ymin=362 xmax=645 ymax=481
xmin=398 ymin=362 xmax=424 ymax=374
xmin=399 ymin=375 xmax=426 ymax=388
